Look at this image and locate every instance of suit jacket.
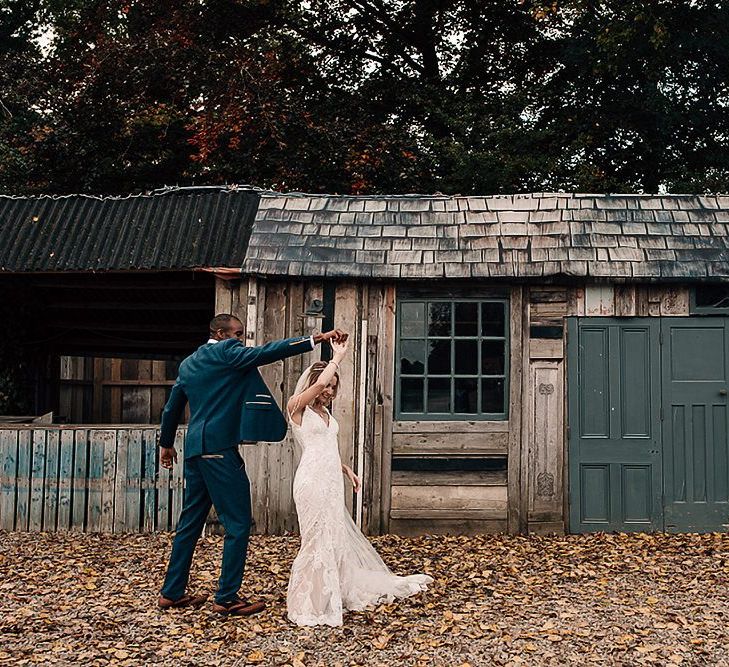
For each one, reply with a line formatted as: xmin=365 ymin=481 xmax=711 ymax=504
xmin=159 ymin=336 xmax=314 ymax=458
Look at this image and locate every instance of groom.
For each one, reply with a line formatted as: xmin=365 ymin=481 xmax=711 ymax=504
xmin=157 ymin=313 xmax=346 ymax=616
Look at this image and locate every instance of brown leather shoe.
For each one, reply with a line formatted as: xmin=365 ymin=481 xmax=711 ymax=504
xmin=158 ymin=593 xmax=209 ymax=609
xmin=212 ymin=597 xmax=266 ymax=616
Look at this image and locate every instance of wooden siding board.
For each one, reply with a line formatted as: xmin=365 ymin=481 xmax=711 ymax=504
xmin=392 ymin=432 xmax=508 ymax=455
xmin=509 ymin=286 xmax=525 ymax=534
xmin=391 ymin=484 xmax=507 ymax=512
xmin=527 ymin=361 xmax=565 ymax=526
xmin=142 ymin=429 xmax=157 ymax=532
xmin=333 ymin=283 xmax=359 ymax=515
xmin=99 ymin=431 xmax=117 ymax=533
xmin=43 ymin=429 xmax=61 ymax=531
xmin=125 ymin=429 xmax=143 ymax=533
xmin=29 ymin=430 xmax=46 ymax=531
xmin=71 ymin=430 xmax=88 ymax=531
xmin=57 ymin=430 xmax=74 ymax=530
xmin=0 ymin=430 xmax=18 ymax=530
xmin=379 ymin=286 xmax=396 ymax=533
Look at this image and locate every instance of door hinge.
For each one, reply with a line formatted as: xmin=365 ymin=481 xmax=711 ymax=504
xmin=566 ymin=424 xmax=571 ymax=440
xmin=659 ymin=329 xmax=663 ymax=345
xmin=660 ymin=406 xmax=664 ymax=421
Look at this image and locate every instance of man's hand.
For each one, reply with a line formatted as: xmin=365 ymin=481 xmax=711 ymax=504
xmin=160 ymin=446 xmax=178 ymax=469
xmin=314 ymin=329 xmax=348 ymax=345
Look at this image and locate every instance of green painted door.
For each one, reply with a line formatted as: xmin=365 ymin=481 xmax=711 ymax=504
xmin=662 ymin=318 xmax=729 ymax=532
xmin=568 ymin=319 xmax=663 ymax=532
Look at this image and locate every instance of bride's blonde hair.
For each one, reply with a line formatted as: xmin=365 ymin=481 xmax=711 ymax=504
xmin=305 ymin=361 xmax=340 ymax=399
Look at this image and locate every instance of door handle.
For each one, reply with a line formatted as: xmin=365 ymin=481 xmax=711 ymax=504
xmin=720 ymin=389 xmax=728 ymax=396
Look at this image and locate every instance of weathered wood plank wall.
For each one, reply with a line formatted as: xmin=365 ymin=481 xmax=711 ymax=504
xmin=212 ymin=276 xmax=378 ymax=535
xmin=524 ymin=283 xmax=691 ymax=535
xmin=10 ymin=279 xmax=693 ymax=537
xmin=59 ymin=357 xmax=179 ymax=424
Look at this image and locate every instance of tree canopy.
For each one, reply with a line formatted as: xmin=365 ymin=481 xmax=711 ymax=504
xmin=1 ymin=0 xmax=728 ymax=195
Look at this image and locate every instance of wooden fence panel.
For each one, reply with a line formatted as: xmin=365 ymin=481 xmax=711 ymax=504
xmin=0 ymin=426 xmax=308 ymax=534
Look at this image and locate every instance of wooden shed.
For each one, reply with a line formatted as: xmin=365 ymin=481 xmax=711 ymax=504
xmin=2 ymin=188 xmax=728 ymax=535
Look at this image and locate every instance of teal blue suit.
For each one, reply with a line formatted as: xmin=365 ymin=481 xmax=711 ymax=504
xmin=159 ymin=335 xmax=314 ymax=604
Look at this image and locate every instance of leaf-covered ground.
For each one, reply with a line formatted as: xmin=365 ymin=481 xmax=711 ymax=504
xmin=1 ymin=531 xmax=728 ymax=666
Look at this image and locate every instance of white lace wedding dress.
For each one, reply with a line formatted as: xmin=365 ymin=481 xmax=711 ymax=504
xmin=287 ymin=405 xmax=433 ymax=627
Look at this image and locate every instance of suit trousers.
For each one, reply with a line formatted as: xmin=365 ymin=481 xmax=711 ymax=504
xmin=160 ymin=446 xmax=252 ymax=603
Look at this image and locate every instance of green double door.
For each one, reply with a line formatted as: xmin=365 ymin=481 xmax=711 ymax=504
xmin=568 ymin=317 xmax=729 ymax=533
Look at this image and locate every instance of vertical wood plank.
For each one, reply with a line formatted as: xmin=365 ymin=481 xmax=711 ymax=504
xmin=113 ymin=429 xmax=128 ymax=533
xmin=100 ymin=430 xmax=117 ymax=533
xmin=110 ymin=359 xmax=122 ymax=423
xmin=527 ymin=361 xmax=565 ymax=527
xmin=362 ymin=286 xmax=381 ymax=535
xmin=156 ymin=435 xmax=171 ymax=531
xmin=214 ymin=276 xmax=234 ymax=314
xmin=565 ymin=285 xmax=585 ymax=317
xmin=355 ymin=315 xmax=369 ymax=528
xmin=635 ymin=285 xmax=650 ymax=316
xmin=29 ymin=430 xmax=46 ymax=531
xmin=15 ymin=430 xmax=31 ymax=531
xmin=124 ymin=429 xmax=143 ymax=532
xmin=57 ymin=430 xmax=75 ymax=530
xmin=615 ymin=284 xmax=637 ymax=317
xmin=142 ymin=429 xmax=158 ymax=531
xmin=150 ymin=361 xmax=167 ymax=424
xmin=585 ymin=285 xmax=615 ymax=316
xmin=246 ymin=277 xmax=259 ymax=346
xmin=43 ymin=429 xmax=61 ymax=531
xmin=332 ymin=283 xmax=359 ymax=514
xmin=258 ymin=281 xmax=287 ymax=533
xmin=660 ymin=286 xmax=690 ymax=316
xmin=71 ymin=429 xmax=88 ymax=531
xmin=241 ymin=443 xmax=268 ymax=534
xmin=122 ymin=360 xmax=152 ymax=424
xmin=0 ymin=431 xmax=19 ymax=530
xmin=93 ymin=358 xmax=104 ymax=422
xmin=86 ymin=430 xmax=105 ymax=531
xmin=247 ymin=279 xmax=269 ymax=532
xmin=59 ymin=357 xmax=72 ymax=422
xmin=510 ymin=286 xmax=526 ymax=534
xmin=378 ymin=285 xmax=396 ymax=534
xmin=231 ymin=279 xmax=248 ymax=323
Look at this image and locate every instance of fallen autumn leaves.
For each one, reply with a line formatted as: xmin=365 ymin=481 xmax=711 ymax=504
xmin=1 ymin=531 xmax=728 ymax=666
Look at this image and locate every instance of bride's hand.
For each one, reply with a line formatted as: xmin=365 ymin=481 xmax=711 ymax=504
xmin=342 ymin=465 xmax=361 ymax=493
xmin=330 ymin=337 xmax=349 ymax=356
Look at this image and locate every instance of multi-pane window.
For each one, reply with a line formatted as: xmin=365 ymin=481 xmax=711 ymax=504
xmin=396 ymin=298 xmax=509 ymax=419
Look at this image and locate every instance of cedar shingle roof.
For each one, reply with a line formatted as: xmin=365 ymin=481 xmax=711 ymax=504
xmin=243 ymin=193 xmax=729 ymax=280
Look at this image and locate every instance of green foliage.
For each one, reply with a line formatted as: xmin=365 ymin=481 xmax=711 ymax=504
xmin=1 ymin=0 xmax=728 ymax=194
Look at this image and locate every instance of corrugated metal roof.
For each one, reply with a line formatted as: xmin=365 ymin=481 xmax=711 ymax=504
xmin=244 ymin=193 xmax=729 ymax=281
xmin=0 ymin=188 xmax=259 ymax=271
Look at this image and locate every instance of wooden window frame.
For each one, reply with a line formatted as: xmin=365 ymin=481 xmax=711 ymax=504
xmin=395 ymin=296 xmax=510 ymax=421
xmin=690 ymin=285 xmax=729 ymax=315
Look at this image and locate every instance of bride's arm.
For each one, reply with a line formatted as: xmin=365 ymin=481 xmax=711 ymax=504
xmin=342 ymin=464 xmax=361 ymax=492
xmin=286 ymin=339 xmax=348 ymax=423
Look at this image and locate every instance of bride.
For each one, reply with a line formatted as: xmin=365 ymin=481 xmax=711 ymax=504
xmin=286 ymin=337 xmax=433 ymax=626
